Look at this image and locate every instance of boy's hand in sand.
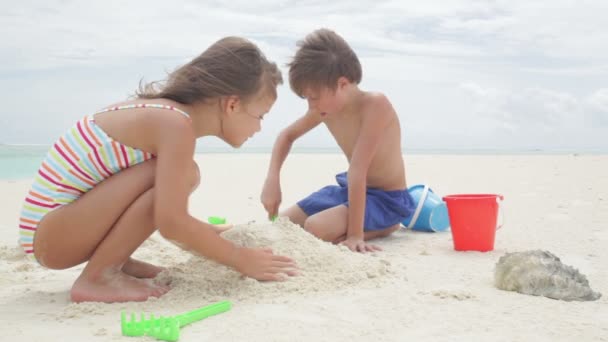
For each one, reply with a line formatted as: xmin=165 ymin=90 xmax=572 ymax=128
xmin=340 ymin=237 xmax=382 ymax=253
xmin=261 ymin=177 xmax=282 ymax=219
xmin=233 ymin=247 xmax=298 ymax=281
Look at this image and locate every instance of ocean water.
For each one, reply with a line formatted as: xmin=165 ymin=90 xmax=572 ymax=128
xmin=0 ymin=144 xmax=603 ymax=180
xmin=0 ymin=144 xmax=345 ymax=180
xmin=0 ymin=145 xmax=339 ymax=180
xmin=0 ymin=145 xmax=48 ymax=180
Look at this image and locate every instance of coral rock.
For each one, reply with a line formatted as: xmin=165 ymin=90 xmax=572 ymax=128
xmin=494 ymin=250 xmax=601 ymax=301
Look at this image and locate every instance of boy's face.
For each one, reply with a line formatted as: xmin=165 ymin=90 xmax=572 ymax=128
xmin=303 ymin=78 xmax=351 ymax=117
xmin=303 ymin=86 xmax=341 ymax=117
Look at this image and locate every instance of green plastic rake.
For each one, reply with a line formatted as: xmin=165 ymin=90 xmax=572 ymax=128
xmin=121 ymin=301 xmax=231 ymax=341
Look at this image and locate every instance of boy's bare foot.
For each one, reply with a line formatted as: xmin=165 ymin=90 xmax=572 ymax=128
xmin=71 ymin=270 xmax=169 ymax=303
xmin=122 ymin=257 xmax=164 ymax=278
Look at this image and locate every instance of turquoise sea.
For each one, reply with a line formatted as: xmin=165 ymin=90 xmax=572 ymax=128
xmin=0 ymin=145 xmax=49 ymax=180
xmin=0 ymin=144 xmax=604 ymax=180
xmin=0 ymin=144 xmax=343 ymax=180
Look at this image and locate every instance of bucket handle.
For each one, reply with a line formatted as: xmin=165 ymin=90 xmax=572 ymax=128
xmin=496 ymin=195 xmax=505 ymax=230
xmin=406 ymin=185 xmax=429 ymax=230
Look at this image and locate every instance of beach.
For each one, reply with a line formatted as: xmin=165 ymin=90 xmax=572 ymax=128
xmin=0 ymin=153 xmax=606 ymax=341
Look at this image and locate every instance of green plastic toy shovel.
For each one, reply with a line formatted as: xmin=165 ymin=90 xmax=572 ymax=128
xmin=121 ymin=300 xmax=231 ymax=341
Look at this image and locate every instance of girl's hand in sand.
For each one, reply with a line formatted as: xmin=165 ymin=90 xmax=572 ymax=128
xmin=210 ymin=223 xmax=233 ymax=234
xmin=340 ymin=238 xmax=382 ymax=253
xmin=261 ymin=177 xmax=282 ymax=220
xmin=234 ymin=247 xmax=298 ymax=281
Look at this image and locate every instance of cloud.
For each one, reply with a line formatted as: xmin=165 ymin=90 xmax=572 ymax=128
xmin=459 ymin=82 xmax=582 ymax=127
xmin=585 ymin=88 xmax=608 ymax=124
xmin=457 ymin=82 xmax=605 ymax=149
xmin=586 ymin=88 xmax=608 ymax=112
xmin=5 ymin=0 xmax=608 ymax=70
xmin=1 ymin=0 xmax=607 ymax=151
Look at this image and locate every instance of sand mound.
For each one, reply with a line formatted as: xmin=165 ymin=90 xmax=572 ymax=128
xmin=158 ymin=218 xmax=394 ymax=304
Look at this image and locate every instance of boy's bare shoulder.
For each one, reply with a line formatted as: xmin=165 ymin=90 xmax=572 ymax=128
xmin=361 ymin=91 xmax=396 ymax=120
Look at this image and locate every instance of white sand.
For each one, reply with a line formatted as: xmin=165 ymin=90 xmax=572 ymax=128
xmin=1 ymin=154 xmax=607 ymax=341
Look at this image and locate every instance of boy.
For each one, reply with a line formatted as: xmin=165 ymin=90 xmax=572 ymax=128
xmin=261 ymin=28 xmax=415 ymax=253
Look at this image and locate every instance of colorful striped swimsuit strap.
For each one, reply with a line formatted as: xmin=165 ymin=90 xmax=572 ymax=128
xmin=94 ymin=103 xmax=191 ymax=118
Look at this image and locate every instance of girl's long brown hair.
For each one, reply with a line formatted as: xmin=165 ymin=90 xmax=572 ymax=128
xmin=137 ymin=37 xmax=282 ymax=103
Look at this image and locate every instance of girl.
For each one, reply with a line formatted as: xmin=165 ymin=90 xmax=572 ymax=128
xmin=18 ymin=37 xmax=297 ymax=303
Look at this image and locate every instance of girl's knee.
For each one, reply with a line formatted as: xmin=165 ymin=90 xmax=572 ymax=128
xmin=190 ymin=161 xmax=201 ymax=192
xmin=34 ymin=243 xmax=82 ymax=270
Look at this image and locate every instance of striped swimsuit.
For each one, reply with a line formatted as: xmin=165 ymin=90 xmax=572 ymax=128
xmin=18 ymin=104 xmax=190 ymax=261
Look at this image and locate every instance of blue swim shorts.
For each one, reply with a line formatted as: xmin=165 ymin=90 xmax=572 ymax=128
xmin=297 ymin=172 xmax=416 ymax=231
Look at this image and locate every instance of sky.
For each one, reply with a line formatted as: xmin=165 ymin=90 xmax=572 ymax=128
xmin=0 ymin=0 xmax=607 ymax=152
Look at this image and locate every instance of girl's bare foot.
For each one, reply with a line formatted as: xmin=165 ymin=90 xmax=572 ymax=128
xmin=122 ymin=257 xmax=164 ymax=278
xmin=70 ymin=269 xmax=169 ymax=303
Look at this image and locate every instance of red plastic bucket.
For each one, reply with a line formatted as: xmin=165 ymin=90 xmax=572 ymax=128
xmin=443 ymin=194 xmax=504 ymax=252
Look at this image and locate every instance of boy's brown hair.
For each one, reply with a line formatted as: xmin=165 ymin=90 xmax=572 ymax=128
xmin=137 ymin=37 xmax=282 ymax=104
xmin=288 ymin=28 xmax=362 ymax=98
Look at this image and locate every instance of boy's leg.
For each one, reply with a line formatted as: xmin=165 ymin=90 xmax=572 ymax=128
xmin=279 ymin=205 xmax=309 ymax=227
xmin=332 ymin=224 xmax=401 ymax=243
xmin=303 ymin=205 xmax=401 ymax=243
xmin=364 ymin=224 xmax=401 ymax=239
xmin=303 ymin=205 xmax=348 ymax=242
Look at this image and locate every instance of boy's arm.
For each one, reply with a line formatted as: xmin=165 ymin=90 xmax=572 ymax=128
xmin=344 ymin=95 xmax=395 ymax=251
xmin=267 ymin=109 xmax=323 ymax=176
xmin=262 ymin=110 xmax=322 ymax=217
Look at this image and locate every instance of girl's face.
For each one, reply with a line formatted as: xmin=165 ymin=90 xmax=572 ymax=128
xmin=222 ymin=94 xmax=275 ymax=147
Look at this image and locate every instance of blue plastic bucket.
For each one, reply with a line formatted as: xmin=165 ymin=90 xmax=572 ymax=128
xmin=402 ymin=184 xmax=450 ymax=232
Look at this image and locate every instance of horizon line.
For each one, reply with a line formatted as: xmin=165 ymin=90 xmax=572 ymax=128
xmin=0 ymin=143 xmax=606 ymax=155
